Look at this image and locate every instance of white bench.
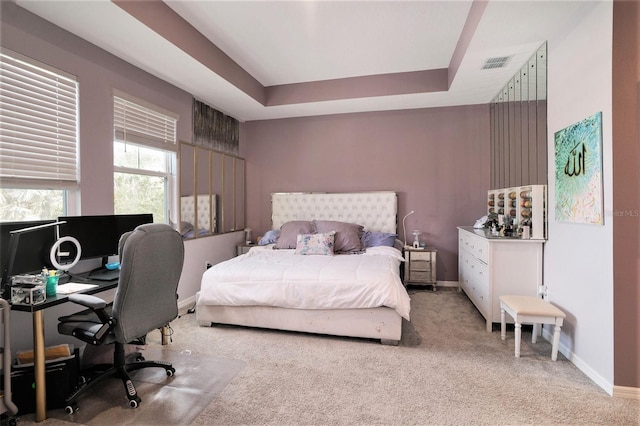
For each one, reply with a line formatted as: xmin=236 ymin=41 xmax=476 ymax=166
xmin=499 ymin=295 xmax=566 ymax=361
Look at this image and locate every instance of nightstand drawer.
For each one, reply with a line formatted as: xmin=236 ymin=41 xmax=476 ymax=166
xmin=409 ymin=271 xmax=432 ymax=281
xmin=410 ymin=260 xmax=431 ymax=272
xmin=410 ymin=251 xmax=432 ymax=261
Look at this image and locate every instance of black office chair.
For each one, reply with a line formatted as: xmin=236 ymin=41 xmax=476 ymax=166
xmin=58 ymin=223 xmax=184 ymax=413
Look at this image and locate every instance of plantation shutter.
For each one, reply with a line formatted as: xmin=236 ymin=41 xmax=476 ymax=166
xmin=113 ymin=92 xmax=178 ymax=152
xmin=0 ymin=48 xmax=79 ymax=189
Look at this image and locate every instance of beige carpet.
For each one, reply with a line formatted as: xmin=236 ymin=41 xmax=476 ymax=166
xmin=16 ymin=289 xmax=639 ymax=425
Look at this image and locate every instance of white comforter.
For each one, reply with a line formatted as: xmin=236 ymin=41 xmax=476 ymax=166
xmin=197 ymin=245 xmax=411 ymax=320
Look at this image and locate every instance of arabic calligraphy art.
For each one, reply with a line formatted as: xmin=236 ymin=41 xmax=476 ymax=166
xmin=554 ymin=112 xmax=603 ymax=224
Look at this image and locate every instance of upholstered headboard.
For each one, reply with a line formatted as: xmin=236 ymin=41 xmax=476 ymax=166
xmin=181 ymin=194 xmax=216 ymax=232
xmin=271 ymin=192 xmax=397 ymax=233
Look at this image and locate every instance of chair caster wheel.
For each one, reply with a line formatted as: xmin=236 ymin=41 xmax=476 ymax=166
xmin=129 ymin=397 xmax=141 ymax=408
xmin=167 ymin=367 xmax=175 ymax=377
xmin=65 ymin=404 xmax=78 ymax=414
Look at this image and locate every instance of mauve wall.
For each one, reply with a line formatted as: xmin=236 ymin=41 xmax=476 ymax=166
xmin=0 ymin=2 xmax=193 ymax=215
xmin=612 ymin=0 xmax=640 ymax=389
xmin=1 ymin=3 xmax=246 ymax=353
xmin=243 ymin=105 xmax=490 ymax=282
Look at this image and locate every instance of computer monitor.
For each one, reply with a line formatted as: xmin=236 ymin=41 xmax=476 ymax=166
xmin=57 ymin=214 xmax=153 ymax=280
xmin=0 ymin=220 xmax=58 ymax=296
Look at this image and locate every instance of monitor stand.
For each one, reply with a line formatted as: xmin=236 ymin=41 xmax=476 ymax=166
xmin=88 ymin=268 xmax=119 ymax=281
xmin=88 ymin=257 xmax=119 ymax=281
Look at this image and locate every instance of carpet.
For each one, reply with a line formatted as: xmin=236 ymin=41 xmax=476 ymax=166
xmin=16 ymin=289 xmax=640 ymax=425
xmin=19 ymin=347 xmax=245 ymax=425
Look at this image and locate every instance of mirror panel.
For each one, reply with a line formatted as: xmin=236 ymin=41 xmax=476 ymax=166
xmin=490 ymin=42 xmax=547 ymax=187
xmin=222 ymin=155 xmax=235 ymax=232
xmin=235 ymin=158 xmax=245 ymax=231
xmin=179 ymin=143 xmax=195 ymax=239
xmin=211 ymin=151 xmax=224 ymax=234
xmin=195 ymin=146 xmax=212 ymax=236
xmin=179 ymin=141 xmax=244 ymax=238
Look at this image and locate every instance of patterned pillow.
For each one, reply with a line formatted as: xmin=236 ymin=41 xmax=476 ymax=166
xmin=295 ymin=232 xmax=335 ymax=255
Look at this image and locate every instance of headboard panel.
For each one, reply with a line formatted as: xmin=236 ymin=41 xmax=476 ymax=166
xmin=271 ymin=192 xmax=397 ymax=233
xmin=181 ymin=194 xmax=216 ymax=232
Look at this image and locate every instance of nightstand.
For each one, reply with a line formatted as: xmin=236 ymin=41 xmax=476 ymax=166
xmin=403 ymin=246 xmax=437 ymax=290
xmin=236 ymin=243 xmax=255 ymax=256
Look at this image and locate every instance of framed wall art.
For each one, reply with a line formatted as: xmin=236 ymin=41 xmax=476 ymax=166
xmin=554 ymin=111 xmax=603 ymax=224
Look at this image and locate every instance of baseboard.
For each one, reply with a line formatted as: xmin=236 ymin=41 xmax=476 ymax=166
xmin=438 ymin=280 xmax=460 ymax=289
xmin=541 ymin=328 xmax=614 ymax=396
xmin=613 ymin=385 xmax=640 ymax=399
xmin=178 ymin=294 xmax=197 ymax=315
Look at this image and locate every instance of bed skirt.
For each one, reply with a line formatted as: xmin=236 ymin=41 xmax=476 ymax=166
xmin=195 ymin=292 xmax=402 ymax=345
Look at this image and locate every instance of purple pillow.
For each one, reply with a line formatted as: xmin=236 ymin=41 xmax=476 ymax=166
xmin=274 ymin=221 xmax=315 ymax=249
xmin=258 ymin=229 xmax=280 ymax=245
xmin=362 ymin=231 xmax=397 ymax=248
xmin=312 ymin=220 xmax=364 ymax=253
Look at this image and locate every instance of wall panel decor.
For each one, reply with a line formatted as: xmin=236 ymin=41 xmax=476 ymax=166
xmin=490 ymin=43 xmax=547 ymax=188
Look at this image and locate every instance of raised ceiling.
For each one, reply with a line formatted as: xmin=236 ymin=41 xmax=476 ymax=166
xmin=15 ymin=0 xmax=587 ymax=122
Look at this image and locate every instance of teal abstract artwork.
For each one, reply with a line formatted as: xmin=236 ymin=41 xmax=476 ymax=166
xmin=554 ymin=112 xmax=603 ymax=224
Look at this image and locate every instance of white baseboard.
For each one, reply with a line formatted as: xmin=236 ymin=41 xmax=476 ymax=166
xmin=613 ymin=385 xmax=640 ymax=400
xmin=541 ymin=328 xmax=614 ymax=396
xmin=178 ymin=294 xmax=197 ymax=315
xmin=438 ymin=280 xmax=460 ymax=289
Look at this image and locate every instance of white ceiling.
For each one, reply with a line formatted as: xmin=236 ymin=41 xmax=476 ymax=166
xmin=15 ymin=0 xmax=587 ymax=122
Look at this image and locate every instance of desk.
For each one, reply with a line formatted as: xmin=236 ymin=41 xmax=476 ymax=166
xmin=10 ymin=278 xmax=118 ymax=423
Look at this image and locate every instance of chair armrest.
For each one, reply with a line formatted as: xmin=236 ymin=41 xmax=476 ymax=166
xmin=68 ymin=293 xmax=107 ymax=310
xmin=67 ymin=293 xmax=111 ymax=324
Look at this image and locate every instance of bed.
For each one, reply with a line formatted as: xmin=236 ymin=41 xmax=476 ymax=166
xmin=195 ymin=191 xmax=410 ymax=344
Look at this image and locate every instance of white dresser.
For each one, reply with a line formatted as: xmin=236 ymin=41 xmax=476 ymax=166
xmin=458 ymin=226 xmax=544 ymax=332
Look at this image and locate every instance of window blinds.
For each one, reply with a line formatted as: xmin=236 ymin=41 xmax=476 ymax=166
xmin=113 ymin=94 xmax=178 ymax=152
xmin=0 ymin=49 xmax=79 ymax=189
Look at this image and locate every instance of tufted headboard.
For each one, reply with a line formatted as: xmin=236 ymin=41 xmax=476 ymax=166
xmin=181 ymin=194 xmax=217 ymax=232
xmin=271 ymin=192 xmax=397 ymax=233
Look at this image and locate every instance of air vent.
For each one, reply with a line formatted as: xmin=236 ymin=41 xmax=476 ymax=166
xmin=482 ymin=56 xmax=511 ymax=70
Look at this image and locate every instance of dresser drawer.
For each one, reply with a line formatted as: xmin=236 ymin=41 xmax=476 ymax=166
xmin=461 ymin=233 xmax=488 ymax=264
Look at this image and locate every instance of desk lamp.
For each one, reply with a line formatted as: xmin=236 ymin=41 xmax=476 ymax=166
xmin=402 ymin=210 xmax=414 ymax=247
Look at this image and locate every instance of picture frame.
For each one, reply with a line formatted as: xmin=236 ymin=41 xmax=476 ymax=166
xmin=554 ymin=111 xmax=604 ymax=225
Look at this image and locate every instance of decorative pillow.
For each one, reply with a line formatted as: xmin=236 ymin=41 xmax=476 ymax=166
xmin=178 ymin=221 xmax=194 ymax=238
xmin=312 ymin=220 xmax=364 ymax=253
xmin=258 ymin=229 xmax=280 ymax=246
xmin=361 ymin=231 xmax=397 ymax=248
xmin=274 ymin=221 xmax=315 ymax=249
xmin=295 ymin=232 xmax=335 ymax=256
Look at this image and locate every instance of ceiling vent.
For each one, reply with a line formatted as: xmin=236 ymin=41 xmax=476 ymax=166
xmin=482 ymin=56 xmax=511 ymax=70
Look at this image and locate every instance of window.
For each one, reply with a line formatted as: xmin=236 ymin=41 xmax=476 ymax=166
xmin=113 ymin=92 xmax=178 ymax=224
xmin=0 ymin=48 xmax=79 ymax=220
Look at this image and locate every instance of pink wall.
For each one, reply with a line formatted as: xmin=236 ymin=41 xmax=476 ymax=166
xmin=243 ymin=105 xmax=490 ymax=282
xmin=612 ymin=0 xmax=640 ymax=389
